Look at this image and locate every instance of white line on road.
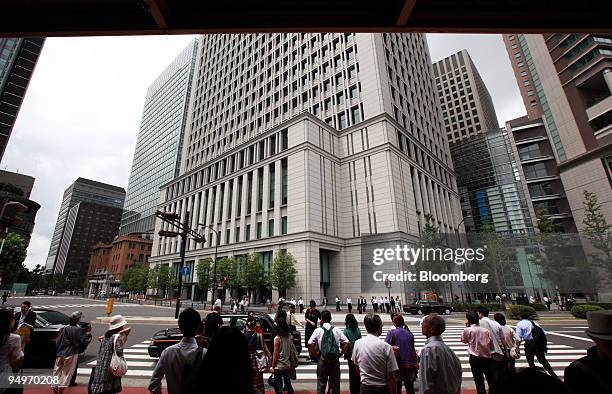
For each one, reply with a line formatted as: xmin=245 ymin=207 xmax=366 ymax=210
xmin=547 ymin=331 xmax=592 ymax=342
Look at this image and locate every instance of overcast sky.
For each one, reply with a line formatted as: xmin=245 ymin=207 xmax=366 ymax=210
xmin=2 ymin=33 xmax=526 ymax=270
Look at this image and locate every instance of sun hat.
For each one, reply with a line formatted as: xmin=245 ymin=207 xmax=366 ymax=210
xmin=71 ymin=311 xmax=83 ymax=320
xmin=109 ymin=315 xmax=127 ymax=330
xmin=585 ymin=310 xmax=612 ymax=341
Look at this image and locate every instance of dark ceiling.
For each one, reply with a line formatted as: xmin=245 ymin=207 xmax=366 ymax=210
xmin=1 ymin=0 xmax=611 ymax=37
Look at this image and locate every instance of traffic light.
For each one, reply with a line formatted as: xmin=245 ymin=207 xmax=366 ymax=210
xmin=0 ymin=201 xmax=28 ymax=227
xmin=155 ymin=210 xmax=180 ymax=221
xmin=158 ymin=230 xmax=180 ymax=238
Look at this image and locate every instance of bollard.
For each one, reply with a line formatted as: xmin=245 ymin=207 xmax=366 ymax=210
xmin=106 ymin=298 xmax=114 ymax=317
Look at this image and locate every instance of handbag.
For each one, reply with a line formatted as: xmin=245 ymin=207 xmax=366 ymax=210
xmin=109 ymin=334 xmax=128 ymax=377
xmin=509 ymin=347 xmax=520 ymax=359
xmin=255 ymin=334 xmax=270 ymax=372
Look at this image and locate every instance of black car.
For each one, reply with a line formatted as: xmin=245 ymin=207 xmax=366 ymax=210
xmin=15 ymin=308 xmax=92 ymax=368
xmin=148 ymin=312 xmax=302 ymax=358
xmin=404 ymin=300 xmax=453 ymax=315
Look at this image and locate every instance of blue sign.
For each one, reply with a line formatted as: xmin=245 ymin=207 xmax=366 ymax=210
xmin=180 ymin=266 xmax=190 ymax=277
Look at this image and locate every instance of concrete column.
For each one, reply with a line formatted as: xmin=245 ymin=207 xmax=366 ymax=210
xmin=604 ymin=69 xmax=612 ymax=95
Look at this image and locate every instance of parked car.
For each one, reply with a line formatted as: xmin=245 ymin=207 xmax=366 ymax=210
xmin=404 ymin=300 xmax=453 ymax=315
xmin=14 ymin=308 xmax=91 ymax=368
xmin=148 ymin=312 xmax=302 ymax=358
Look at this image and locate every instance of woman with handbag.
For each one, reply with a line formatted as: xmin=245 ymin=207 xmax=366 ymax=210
xmin=271 ymin=312 xmax=298 ymax=394
xmin=90 ymin=315 xmax=131 ymax=394
xmin=244 ymin=317 xmax=271 ymax=394
xmin=494 ymin=313 xmax=520 ymax=371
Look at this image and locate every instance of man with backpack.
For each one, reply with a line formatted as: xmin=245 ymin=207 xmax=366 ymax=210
xmin=148 ymin=308 xmax=206 ymax=394
xmin=308 ymin=310 xmax=350 ymax=394
xmin=516 ymin=311 xmax=557 ymax=377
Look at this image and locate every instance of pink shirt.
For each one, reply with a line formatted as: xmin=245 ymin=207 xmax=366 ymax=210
xmin=461 ymin=325 xmax=493 ymax=358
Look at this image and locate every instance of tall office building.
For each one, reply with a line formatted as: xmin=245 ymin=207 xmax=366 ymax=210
xmin=0 ymin=38 xmax=45 ymax=161
xmin=433 ymin=49 xmax=499 ymax=144
xmin=45 ymin=178 xmax=125 ymax=276
xmin=120 ymin=39 xmax=199 ymax=237
xmin=150 ymin=33 xmax=462 ymax=302
xmin=503 ymin=34 xmax=612 ymax=225
xmin=0 ymin=170 xmax=40 ymax=247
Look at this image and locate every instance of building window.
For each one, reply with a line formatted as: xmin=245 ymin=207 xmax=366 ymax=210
xmin=351 ymin=107 xmax=361 ymax=124
xmin=247 ymin=173 xmax=253 ymax=214
xmin=523 ymin=162 xmax=549 ymax=179
xmin=257 ymin=168 xmax=264 ymax=211
xmin=226 ymin=228 xmax=231 ymax=244
xmin=281 ymin=158 xmax=288 ymax=205
xmin=237 ymin=177 xmax=243 ymax=216
xmin=518 ymin=142 xmax=543 ymax=160
xmin=256 ymin=222 xmax=262 ymax=239
xmin=235 ymin=226 xmax=240 ymax=242
xmin=281 ymin=216 xmax=288 ymax=235
xmin=246 ymin=224 xmax=251 ymax=241
xmin=269 ymin=164 xmax=275 ymax=208
xmin=268 ymin=219 xmax=274 ymax=237
xmin=338 ymin=112 xmax=347 ymax=129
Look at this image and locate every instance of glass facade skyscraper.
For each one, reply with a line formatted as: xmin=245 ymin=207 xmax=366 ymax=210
xmin=119 ymin=38 xmax=199 ymax=236
xmin=0 ymin=37 xmax=45 ymax=161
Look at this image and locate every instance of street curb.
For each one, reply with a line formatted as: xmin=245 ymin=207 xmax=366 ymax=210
xmin=95 ymin=316 xmax=178 ymax=324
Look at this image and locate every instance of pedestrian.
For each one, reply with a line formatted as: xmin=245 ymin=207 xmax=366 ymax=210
xmin=396 ymin=296 xmax=402 ymax=313
xmin=390 ymin=296 xmax=396 ymax=313
xmin=347 ymin=297 xmax=353 ymax=313
xmin=90 ymin=315 xmax=131 ymax=394
xmin=385 ymin=314 xmax=417 ymax=394
xmin=564 ymin=310 xmax=612 ymax=394
xmin=323 ymin=296 xmax=328 ymax=310
xmin=304 ymin=300 xmax=321 ymax=360
xmin=0 ymin=307 xmax=25 ymax=375
xmin=335 ymin=296 xmax=341 ymax=312
xmin=149 ymin=308 xmax=204 ymax=394
xmin=419 ymin=314 xmax=462 ymax=394
xmin=11 ymin=301 xmax=36 ymax=333
xmin=343 ymin=314 xmax=362 ymax=394
xmin=461 ymin=311 xmax=494 ymax=394
xmin=494 ymin=313 xmax=519 ymax=371
xmin=544 ymin=296 xmax=552 ymax=311
xmin=298 ymin=297 xmax=304 ymax=314
xmin=515 ymin=311 xmax=557 ymax=378
xmin=308 ymin=310 xmax=349 ymax=394
xmin=287 ymin=304 xmax=303 ymax=330
xmin=1 ymin=293 xmax=7 ymax=305
xmin=244 ymin=317 xmax=271 ymax=394
xmin=278 ymin=297 xmax=285 ymax=311
xmin=271 ymin=311 xmax=298 ymax=394
xmin=352 ymin=314 xmax=398 ymax=394
xmin=384 ymin=297 xmax=391 ymax=313
xmin=476 ymin=306 xmax=505 ymax=380
xmin=53 ymin=311 xmax=91 ymax=394
xmin=214 ymin=297 xmax=222 ymax=311
xmin=377 ymin=297 xmax=383 ymax=313
xmin=191 ymin=326 xmax=252 ymax=393
xmin=266 ymin=298 xmax=272 ymax=313
xmin=372 ymin=297 xmax=378 ymax=313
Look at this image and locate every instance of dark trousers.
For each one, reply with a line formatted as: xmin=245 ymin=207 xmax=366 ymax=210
xmin=336 ymin=302 xmax=341 ymax=311
xmin=469 ymin=355 xmax=495 ymax=394
xmin=397 ymin=368 xmax=416 ymax=394
xmin=299 ymin=304 xmax=304 ymax=313
xmin=360 ymin=385 xmax=390 ymax=394
xmin=348 ymin=359 xmax=361 ymax=394
xmin=373 ymin=303 xmax=378 ymax=312
xmin=274 ymin=369 xmax=294 ymax=394
xmin=317 ymin=359 xmax=340 ymax=394
xmin=348 ymin=303 xmax=352 ymax=313
xmin=524 ymin=341 xmax=557 ymax=377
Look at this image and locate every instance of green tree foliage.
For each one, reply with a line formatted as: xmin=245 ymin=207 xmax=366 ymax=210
xmin=148 ymin=264 xmax=174 ymax=298
xmin=121 ymin=265 xmax=149 ymax=294
xmin=478 ymin=222 xmax=512 ymax=294
xmin=270 ymin=250 xmax=298 ymax=298
xmin=582 ymin=191 xmax=612 ymax=273
xmin=416 ymin=214 xmax=447 ymax=295
xmin=241 ymin=253 xmax=265 ymax=302
xmin=196 ymin=257 xmax=212 ymax=300
xmin=0 ymin=233 xmax=26 ymax=285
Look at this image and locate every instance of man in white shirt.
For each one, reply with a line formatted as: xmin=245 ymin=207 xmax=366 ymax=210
xmin=298 ymin=297 xmax=304 ymax=313
xmin=148 ymin=308 xmax=205 ymax=394
xmin=214 ymin=298 xmax=221 ymax=310
xmin=347 ymin=297 xmax=353 ymax=313
xmin=476 ymin=306 xmax=505 ymax=379
xmin=308 ymin=310 xmax=349 ymax=394
xmin=352 ymin=314 xmax=398 ymax=394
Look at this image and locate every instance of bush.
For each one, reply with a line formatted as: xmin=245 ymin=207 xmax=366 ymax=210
xmin=530 ymin=303 xmax=547 ymax=311
xmin=508 ymin=305 xmax=537 ymax=320
xmin=450 ymin=303 xmax=506 ymax=312
xmin=590 ymin=303 xmax=612 ymax=310
xmin=571 ymin=304 xmax=603 ymax=319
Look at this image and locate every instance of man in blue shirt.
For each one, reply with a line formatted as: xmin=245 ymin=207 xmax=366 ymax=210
xmin=515 ymin=311 xmax=557 ymax=377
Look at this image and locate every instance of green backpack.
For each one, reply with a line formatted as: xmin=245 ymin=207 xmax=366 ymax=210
xmin=321 ymin=326 xmax=339 ymax=361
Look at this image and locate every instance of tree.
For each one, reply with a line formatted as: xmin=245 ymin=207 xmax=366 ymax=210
xmin=148 ymin=264 xmax=174 ymax=298
xmin=0 ymin=233 xmax=26 ymax=285
xmin=121 ymin=265 xmax=149 ymax=295
xmin=478 ymin=222 xmax=511 ymax=294
xmin=270 ymin=250 xmax=298 ymax=298
xmin=582 ymin=191 xmax=612 ymax=273
xmin=196 ymin=257 xmax=212 ymax=301
xmin=241 ymin=253 xmax=265 ymax=302
xmin=415 ymin=213 xmax=448 ymax=297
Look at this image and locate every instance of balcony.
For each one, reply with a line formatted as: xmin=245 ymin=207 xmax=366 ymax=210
xmin=586 ymin=94 xmax=612 ymax=122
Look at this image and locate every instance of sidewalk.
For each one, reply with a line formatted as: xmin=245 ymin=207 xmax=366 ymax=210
xmin=24 ymin=386 xmax=479 ymax=394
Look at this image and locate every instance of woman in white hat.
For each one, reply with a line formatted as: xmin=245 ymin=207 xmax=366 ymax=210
xmin=90 ymin=315 xmax=131 ymax=394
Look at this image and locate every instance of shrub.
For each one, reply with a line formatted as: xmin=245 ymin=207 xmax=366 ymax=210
xmin=530 ymin=303 xmax=547 ymax=311
xmin=508 ymin=305 xmax=537 ymax=320
xmin=450 ymin=303 xmax=506 ymax=312
xmin=590 ymin=303 xmax=612 ymax=310
xmin=571 ymin=304 xmax=603 ymax=319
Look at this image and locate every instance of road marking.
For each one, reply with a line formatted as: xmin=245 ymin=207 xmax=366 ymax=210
xmin=546 ymin=331 xmax=592 ymax=342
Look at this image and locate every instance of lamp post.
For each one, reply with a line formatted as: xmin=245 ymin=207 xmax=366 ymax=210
xmin=197 ymin=223 xmax=219 ymax=303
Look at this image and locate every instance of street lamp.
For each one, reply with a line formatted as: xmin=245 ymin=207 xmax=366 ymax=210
xmin=197 ymin=223 xmax=220 ymax=304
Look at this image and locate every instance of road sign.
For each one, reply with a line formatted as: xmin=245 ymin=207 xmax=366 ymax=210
xmin=180 ymin=266 xmax=190 ymax=277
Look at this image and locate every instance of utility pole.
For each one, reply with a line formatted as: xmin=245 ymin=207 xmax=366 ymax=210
xmin=175 ymin=211 xmax=189 ymax=319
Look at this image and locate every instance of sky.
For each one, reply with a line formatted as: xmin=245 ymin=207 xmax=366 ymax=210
xmin=2 ymin=33 xmax=526 ymax=270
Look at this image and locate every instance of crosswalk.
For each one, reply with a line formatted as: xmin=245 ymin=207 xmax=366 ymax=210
xmin=77 ymin=322 xmax=586 ymax=383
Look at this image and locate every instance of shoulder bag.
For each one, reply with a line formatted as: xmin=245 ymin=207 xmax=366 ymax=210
xmin=109 ymin=334 xmax=128 ymax=377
